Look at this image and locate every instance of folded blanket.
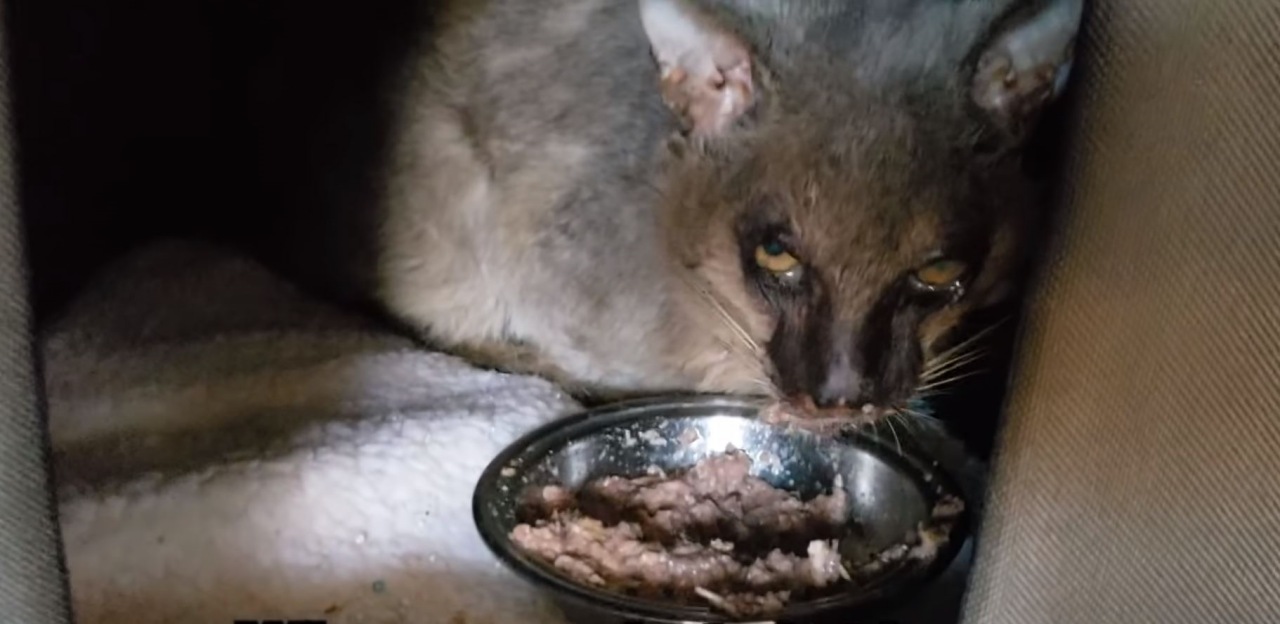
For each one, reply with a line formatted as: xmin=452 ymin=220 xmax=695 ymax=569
xmin=42 ymin=240 xmax=973 ymax=624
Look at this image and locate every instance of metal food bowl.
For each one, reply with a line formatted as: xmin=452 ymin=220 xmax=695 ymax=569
xmin=472 ymin=395 xmax=970 ymax=624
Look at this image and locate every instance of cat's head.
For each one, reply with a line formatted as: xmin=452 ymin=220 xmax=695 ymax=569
xmin=644 ymin=0 xmax=1082 ymax=413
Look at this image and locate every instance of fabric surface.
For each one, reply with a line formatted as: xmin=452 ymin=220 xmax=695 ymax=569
xmin=44 ymin=241 xmax=581 ymax=624
xmin=961 ymin=1 xmax=1280 ymax=623
xmin=0 ymin=2 xmax=75 ymax=622
xmin=45 ymin=240 xmax=975 ymax=624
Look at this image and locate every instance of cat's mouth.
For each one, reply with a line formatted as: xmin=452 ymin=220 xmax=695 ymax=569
xmin=758 ymin=394 xmax=894 ymax=434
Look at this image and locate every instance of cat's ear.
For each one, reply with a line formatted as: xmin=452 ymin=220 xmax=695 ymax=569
xmin=638 ymin=0 xmax=756 ymax=138
xmin=970 ymin=0 xmax=1083 ymax=141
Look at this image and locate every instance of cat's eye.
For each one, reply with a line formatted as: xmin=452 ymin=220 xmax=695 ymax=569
xmin=912 ymin=259 xmax=968 ymax=291
xmin=755 ymin=240 xmax=800 ymax=275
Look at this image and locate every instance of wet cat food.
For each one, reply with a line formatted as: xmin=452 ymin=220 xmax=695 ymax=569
xmin=508 ymin=450 xmax=854 ymax=617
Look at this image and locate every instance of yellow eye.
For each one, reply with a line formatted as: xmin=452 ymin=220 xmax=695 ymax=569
xmin=914 ymin=259 xmax=968 ymax=287
xmin=755 ymin=242 xmax=800 ymax=274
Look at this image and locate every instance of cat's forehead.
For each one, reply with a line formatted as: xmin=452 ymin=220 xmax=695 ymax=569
xmin=742 ymin=121 xmax=958 ymax=258
xmin=793 ymin=176 xmax=949 ymax=268
xmin=805 ymin=137 xmax=947 ymax=209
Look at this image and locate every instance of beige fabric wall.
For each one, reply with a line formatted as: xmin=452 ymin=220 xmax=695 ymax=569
xmin=0 ymin=3 xmax=75 ymax=623
xmin=962 ymin=1 xmax=1280 ymax=623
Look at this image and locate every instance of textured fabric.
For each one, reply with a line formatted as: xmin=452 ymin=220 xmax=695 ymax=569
xmin=44 ymin=241 xmax=579 ymax=624
xmin=0 ymin=3 xmax=75 ymax=623
xmin=962 ymin=1 xmax=1280 ymax=623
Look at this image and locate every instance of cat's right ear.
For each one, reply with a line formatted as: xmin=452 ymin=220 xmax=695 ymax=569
xmin=969 ymin=0 xmax=1083 ymax=143
xmin=638 ymin=0 xmax=756 ymax=138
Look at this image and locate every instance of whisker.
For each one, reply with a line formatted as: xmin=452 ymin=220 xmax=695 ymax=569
xmin=920 ymin=320 xmax=1005 ymax=383
xmin=925 ymin=338 xmax=986 ymax=369
xmin=922 ymin=348 xmax=987 ymax=381
xmin=917 ymin=368 xmax=986 ymax=393
xmin=888 ymin=411 xmax=910 ymax=433
xmin=748 ymin=378 xmax=779 ymax=399
xmin=679 ymin=270 xmax=761 ymax=356
xmin=917 ymin=321 xmax=1007 ymax=401
xmin=885 ymin=414 xmax=903 ymax=455
xmin=707 ymin=335 xmax=777 ymax=399
xmin=913 ymin=391 xmax=940 ymax=403
xmin=926 ymin=318 xmax=1008 ymax=366
xmin=919 ymin=360 xmax=981 ymax=391
xmin=896 ymin=402 xmax=942 ymax=424
xmin=926 ymin=337 xmax=976 ymax=368
xmin=928 ymin=340 xmax=989 ymax=367
xmin=710 ymin=335 xmax=750 ymax=367
xmin=922 ymin=362 xmax=987 ymax=387
xmin=923 ymin=355 xmax=981 ymax=382
xmin=889 ymin=409 xmax=919 ymax=434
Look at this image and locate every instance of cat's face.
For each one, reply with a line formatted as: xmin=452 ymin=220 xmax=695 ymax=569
xmin=641 ymin=0 xmax=1078 ymax=414
xmin=663 ymin=102 xmax=1029 ymax=413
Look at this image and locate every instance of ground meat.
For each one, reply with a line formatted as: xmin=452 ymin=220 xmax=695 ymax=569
xmin=576 ymin=451 xmax=848 ymax=550
xmin=509 ymin=451 xmax=852 ymax=617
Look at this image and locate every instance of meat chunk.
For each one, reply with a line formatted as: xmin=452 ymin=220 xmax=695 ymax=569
xmin=509 ymin=450 xmax=852 ymax=617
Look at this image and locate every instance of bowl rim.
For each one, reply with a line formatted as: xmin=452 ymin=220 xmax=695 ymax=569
xmin=471 ymin=393 xmax=971 ymax=623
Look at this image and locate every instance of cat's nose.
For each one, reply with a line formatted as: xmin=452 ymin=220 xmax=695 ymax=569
xmin=812 ymin=367 xmax=868 ymax=409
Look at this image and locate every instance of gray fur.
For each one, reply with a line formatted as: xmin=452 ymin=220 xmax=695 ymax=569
xmin=309 ymin=0 xmax=1081 ymax=404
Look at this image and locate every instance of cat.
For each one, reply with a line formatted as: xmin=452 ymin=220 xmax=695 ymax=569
xmin=259 ymin=0 xmax=1082 ymax=420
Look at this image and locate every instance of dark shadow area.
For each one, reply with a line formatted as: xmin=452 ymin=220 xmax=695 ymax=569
xmin=929 ymin=92 xmax=1078 ymax=461
xmin=12 ymin=0 xmax=224 ymax=319
xmin=921 ymin=0 xmax=1086 ymax=460
xmin=209 ymin=0 xmax=437 ymax=306
xmin=12 ymin=0 xmax=433 ymax=323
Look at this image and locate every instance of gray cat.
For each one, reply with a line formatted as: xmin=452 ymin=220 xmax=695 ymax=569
xmin=290 ymin=0 xmax=1081 ymax=419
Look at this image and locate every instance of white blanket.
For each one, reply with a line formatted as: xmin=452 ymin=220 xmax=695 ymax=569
xmin=42 ymin=240 xmax=972 ymax=624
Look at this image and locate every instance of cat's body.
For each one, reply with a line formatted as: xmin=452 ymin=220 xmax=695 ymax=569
xmin=377 ymin=0 xmax=702 ymax=395
xmin=264 ymin=0 xmax=1082 ymax=414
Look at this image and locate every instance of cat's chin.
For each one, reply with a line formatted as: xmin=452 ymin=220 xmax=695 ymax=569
xmin=757 ymin=396 xmax=889 ymax=436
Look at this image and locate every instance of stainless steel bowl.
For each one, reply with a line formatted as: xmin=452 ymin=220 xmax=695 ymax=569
xmin=472 ymin=394 xmax=970 ymax=624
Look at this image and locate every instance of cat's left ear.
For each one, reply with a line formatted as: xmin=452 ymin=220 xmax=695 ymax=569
xmin=970 ymin=0 xmax=1084 ymax=141
xmin=638 ymin=0 xmax=756 ymax=138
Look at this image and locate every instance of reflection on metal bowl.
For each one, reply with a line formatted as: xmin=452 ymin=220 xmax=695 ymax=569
xmin=472 ymin=394 xmax=970 ymax=624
